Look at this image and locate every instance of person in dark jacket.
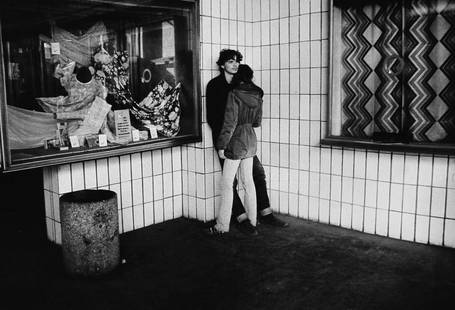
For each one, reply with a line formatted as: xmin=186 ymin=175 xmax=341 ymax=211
xmin=207 ymin=64 xmax=262 ymax=234
xmin=206 ymin=49 xmax=288 ymax=235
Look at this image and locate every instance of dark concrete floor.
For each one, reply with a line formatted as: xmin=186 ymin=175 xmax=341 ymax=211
xmin=1 ymin=171 xmax=455 ymax=309
xmin=2 ymin=206 xmax=455 ymax=310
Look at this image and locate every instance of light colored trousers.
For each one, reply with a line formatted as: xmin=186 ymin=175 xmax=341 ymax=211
xmin=215 ymin=157 xmax=257 ymax=232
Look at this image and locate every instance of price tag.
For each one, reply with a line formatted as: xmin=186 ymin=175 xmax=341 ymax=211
xmin=69 ymin=135 xmax=80 ymax=148
xmin=98 ymin=134 xmax=107 ymax=147
xmin=146 ymin=125 xmax=158 ymax=139
xmin=50 ymin=42 xmax=61 ymax=55
xmin=131 ymin=129 xmax=140 ymax=142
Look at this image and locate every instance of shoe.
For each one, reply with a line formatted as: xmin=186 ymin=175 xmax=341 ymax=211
xmin=236 ymin=220 xmax=258 ymax=236
xmin=203 ymin=224 xmax=225 ymax=236
xmin=259 ymin=214 xmax=289 ymax=228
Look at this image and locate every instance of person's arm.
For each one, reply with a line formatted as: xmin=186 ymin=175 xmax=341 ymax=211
xmin=205 ymin=80 xmax=216 ymax=129
xmin=253 ymin=97 xmax=263 ymax=128
xmin=216 ymin=91 xmax=238 ymax=151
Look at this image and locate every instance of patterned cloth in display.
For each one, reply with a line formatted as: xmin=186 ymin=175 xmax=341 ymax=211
xmin=336 ymin=0 xmax=455 ymax=142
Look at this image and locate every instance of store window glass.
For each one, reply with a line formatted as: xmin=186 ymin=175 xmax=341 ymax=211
xmin=0 ymin=0 xmax=200 ymax=170
xmin=324 ymin=0 xmax=455 ymax=154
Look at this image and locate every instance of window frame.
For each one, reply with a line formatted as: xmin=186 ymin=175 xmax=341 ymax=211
xmin=321 ymin=0 xmax=455 ymax=155
xmin=0 ymin=0 xmax=201 ymax=172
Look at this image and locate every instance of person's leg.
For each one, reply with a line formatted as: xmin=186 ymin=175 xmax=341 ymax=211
xmin=238 ymin=157 xmax=257 ymax=226
xmin=252 ymin=156 xmax=272 ymax=216
xmin=215 ymin=158 xmax=241 ymax=232
xmin=252 ymin=156 xmax=289 ymax=227
xmin=220 ymin=158 xmax=248 ymax=223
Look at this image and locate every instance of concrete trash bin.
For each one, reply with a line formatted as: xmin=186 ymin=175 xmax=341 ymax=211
xmin=60 ymin=189 xmax=120 ymax=276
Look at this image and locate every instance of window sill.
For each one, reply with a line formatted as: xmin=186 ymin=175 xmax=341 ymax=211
xmin=320 ymin=136 xmax=455 ymax=155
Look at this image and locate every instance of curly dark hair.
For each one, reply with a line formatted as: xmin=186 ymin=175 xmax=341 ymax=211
xmin=216 ymin=49 xmax=243 ymax=70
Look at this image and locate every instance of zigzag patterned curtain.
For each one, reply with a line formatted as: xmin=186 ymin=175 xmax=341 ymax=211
xmin=337 ymin=0 xmax=455 ymax=142
xmin=405 ymin=0 xmax=455 ymax=142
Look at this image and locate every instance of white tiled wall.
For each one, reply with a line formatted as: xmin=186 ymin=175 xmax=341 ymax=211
xmin=43 ymin=148 xmax=183 ymax=244
xmin=43 ymin=0 xmax=455 ymax=248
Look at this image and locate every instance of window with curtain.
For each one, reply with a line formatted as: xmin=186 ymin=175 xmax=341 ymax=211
xmin=327 ymin=0 xmax=455 ymax=151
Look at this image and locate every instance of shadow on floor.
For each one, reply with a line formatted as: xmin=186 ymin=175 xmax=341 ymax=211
xmin=1 ymin=214 xmax=455 ymax=310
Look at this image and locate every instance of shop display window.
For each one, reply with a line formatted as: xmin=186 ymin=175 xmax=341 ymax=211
xmin=0 ymin=0 xmax=201 ymax=171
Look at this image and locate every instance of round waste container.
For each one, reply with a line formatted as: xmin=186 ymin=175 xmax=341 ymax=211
xmin=60 ymin=189 xmax=120 ymax=276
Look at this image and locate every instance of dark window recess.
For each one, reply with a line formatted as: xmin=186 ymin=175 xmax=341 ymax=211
xmin=325 ymin=0 xmax=455 ymax=153
xmin=0 ymin=0 xmax=201 ymax=171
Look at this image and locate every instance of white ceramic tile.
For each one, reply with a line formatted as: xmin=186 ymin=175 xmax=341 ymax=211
xmin=57 ymin=164 xmax=72 ymax=194
xmin=152 ymin=150 xmax=163 ymax=175
xmin=310 ymin=40 xmax=321 ymax=67
xmin=402 ymin=154 xmax=418 ymax=185
xmin=321 ymin=11 xmax=329 ymax=39
xmin=280 ymin=143 xmax=290 ymax=167
xmin=389 ymin=183 xmax=403 ymax=212
xmin=353 ymin=178 xmax=365 ymax=206
xmin=140 ymin=152 xmax=152 ymax=178
xmin=121 ymin=181 xmax=132 ymax=208
xmin=320 ymin=173 xmax=330 ymax=199
xmin=311 ymin=0 xmax=321 ymax=12
xmin=341 ymin=177 xmax=353 ymax=204
xmin=310 ymin=68 xmax=321 ymax=94
xmin=299 ymin=14 xmax=310 ymax=41
xmin=431 ymin=187 xmax=446 ymax=217
xmin=245 ymin=23 xmax=253 ymax=46
xmin=321 ymin=39 xmax=329 ymax=67
xmin=329 ymin=200 xmax=341 ymax=226
xmin=290 ymin=69 xmax=299 ymax=94
xmin=300 ymin=68 xmax=311 ymax=94
xmin=391 ymin=153 xmax=404 ymax=184
xmin=52 ymin=193 xmax=60 ymax=222
xmin=252 ymin=22 xmax=261 ymax=46
xmin=318 ymin=148 xmax=330 ymax=174
xmin=280 ymin=18 xmax=289 ymax=44
xmin=377 ymin=181 xmax=390 ymax=210
xmin=364 ymin=179 xmax=377 ymax=208
xmin=331 ymin=148 xmax=342 ymax=175
xmin=418 ymin=156 xmax=433 ymax=186
xmin=299 ymin=41 xmax=310 ymax=69
xmin=133 ymin=204 xmax=144 ymax=230
xmin=289 ymin=120 xmax=299 ymax=145
xmin=289 ymin=193 xmax=299 ymax=217
xmin=353 ymin=150 xmax=366 ymax=179
xmin=260 ymin=0 xmax=270 ymax=20
xmin=144 ymin=202 xmax=154 ymax=226
xmin=131 ymin=153 xmax=142 ymax=180
xmin=143 ymin=177 xmax=153 ymax=203
xmin=83 ymin=160 xmax=97 ymax=189
xmin=211 ymin=0 xmax=221 ymax=17
xmin=271 ymin=190 xmax=280 ymax=213
xmin=290 ymin=0 xmax=299 ymax=15
xmin=173 ymin=195 xmax=183 ymax=218
xmin=378 ymin=152 xmax=391 ymax=182
xmin=269 ymin=0 xmax=279 ymax=19
xmin=388 ymin=211 xmax=402 ymax=239
xmin=416 ymin=185 xmax=431 ymax=216
xmin=308 ymin=171 xmax=319 ymax=197
xmin=153 ymin=174 xmax=163 ymax=201
xmin=229 ymin=0 xmax=237 ymax=19
xmin=270 ymin=20 xmax=279 ymax=44
xmin=429 ymin=217 xmax=444 ymax=246
xmin=202 ymin=16 xmax=211 ymax=43
xmin=299 ymin=170 xmax=309 ymax=195
xmin=109 ymin=183 xmax=121 ymax=209
xmin=309 ymin=197 xmax=319 ymax=220
xmin=402 ymin=184 xmax=417 ymax=214
xmin=119 ymin=155 xmax=131 ymax=182
xmin=310 ymin=13 xmax=321 ymax=40
xmin=188 ymin=196 xmax=196 ymax=219
xmin=401 ymin=213 xmax=415 ymax=241
xmin=132 ymin=179 xmax=143 ymax=206
xmin=162 ymin=149 xmax=172 ymax=174
xmin=154 ymin=200 xmax=164 ymax=223
xmin=444 ymin=219 xmax=455 ymax=247
xmin=172 ymin=147 xmax=182 ymax=171
xmin=341 ymin=203 xmax=352 ymax=229
xmin=342 ymin=149 xmax=354 ymax=177
xmin=54 ymin=222 xmax=62 ymax=244
xmin=352 ymin=205 xmax=363 ymax=231
xmin=366 ymin=151 xmax=378 ymax=180
xmin=220 ymin=19 xmax=229 ymax=45
xmin=317 ymin=198 xmax=329 ymax=223
xmin=289 ymin=16 xmax=299 ymax=42
xmin=280 ymin=0 xmax=289 ymax=17
xmin=201 ymin=0 xmax=211 ymax=16
xmin=162 ymin=173 xmax=173 ymax=198
xmin=309 ymin=146 xmax=320 ymax=172
xmin=270 ymin=143 xmax=280 ymax=166
xmin=310 ymin=94 xmax=321 ymax=121
xmin=164 ymin=197 xmax=174 ymax=221
xmin=298 ymin=194 xmax=309 ymax=219
xmin=280 ymin=70 xmax=290 ymax=94
xmin=309 ymin=121 xmax=320 ymax=146
xmin=447 ymin=188 xmax=455 ymax=219
xmin=330 ymin=174 xmax=341 ymax=202
xmin=375 ymin=208 xmax=388 ymax=236
xmin=362 ymin=207 xmax=375 ymax=234
xmin=280 ymin=94 xmax=290 ymax=118
xmin=432 ymin=156 xmax=448 ymax=187
xmin=238 ymin=21 xmax=246 ymax=46
xmin=220 ymin=0 xmax=229 ymax=18
xmin=448 ymin=157 xmax=455 ymax=188
xmin=211 ymin=18 xmax=221 ymax=44
xmin=71 ymin=162 xmax=85 ymax=191
xmin=122 ymin=207 xmax=134 ymax=232
xmin=299 ymin=120 xmax=310 ymax=145
xmin=415 ymin=215 xmax=429 ymax=244
xmin=280 ymin=192 xmax=290 ymax=215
